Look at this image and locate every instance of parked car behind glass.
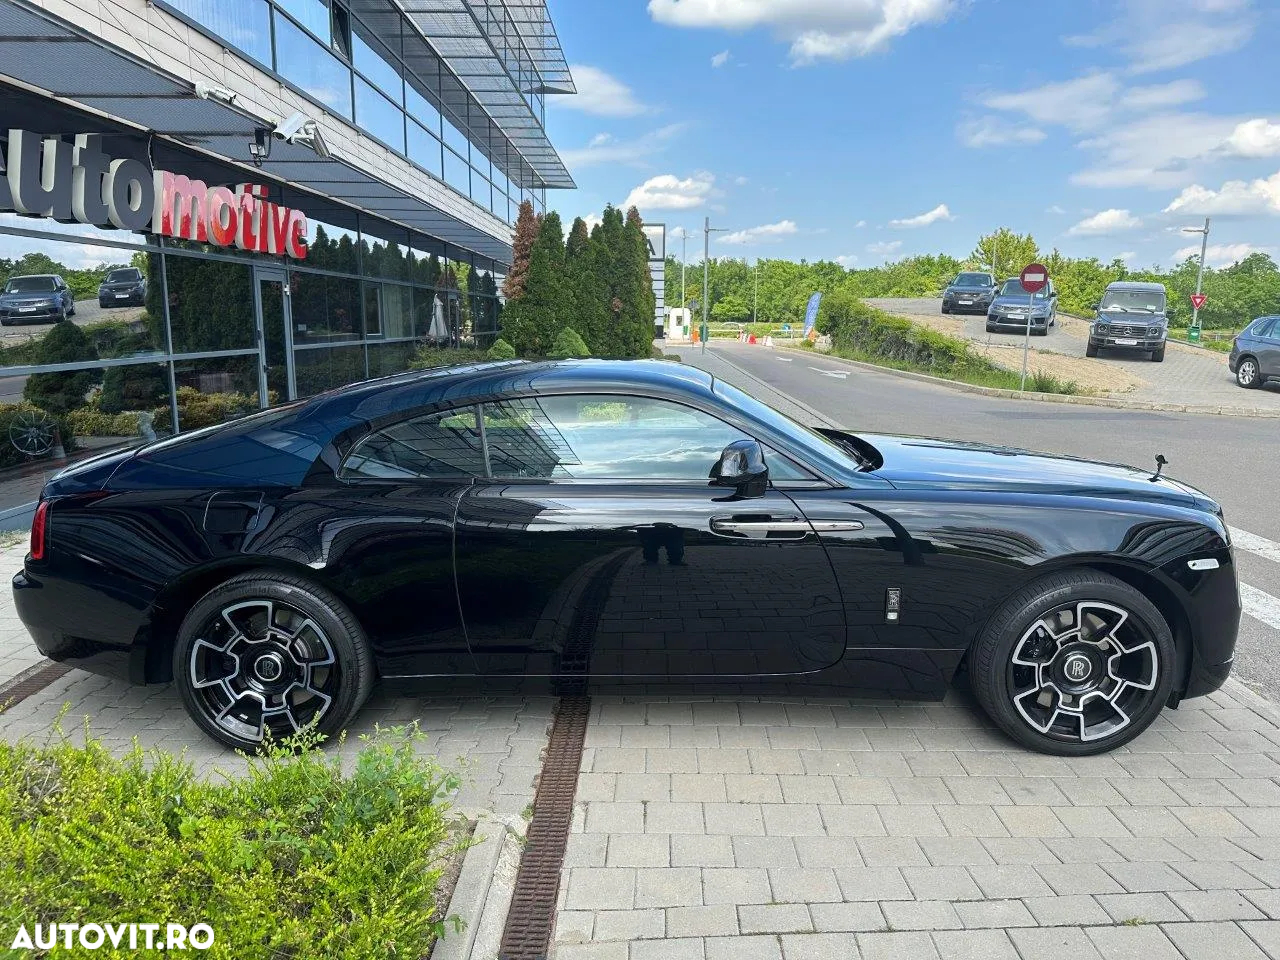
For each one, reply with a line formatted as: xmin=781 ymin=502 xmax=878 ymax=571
xmin=1229 ymin=315 xmax=1280 ymax=389
xmin=98 ymin=267 xmax=147 ymax=307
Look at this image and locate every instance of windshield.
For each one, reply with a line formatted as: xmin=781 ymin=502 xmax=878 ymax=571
xmin=713 ymin=378 xmax=867 ymax=472
xmin=4 ymin=276 xmax=57 ymax=293
xmin=954 ymin=273 xmax=992 ymax=286
xmin=1000 ymin=279 xmax=1050 ymax=299
xmin=1099 ymin=290 xmax=1166 ymax=314
xmin=107 ymin=269 xmax=141 ymax=283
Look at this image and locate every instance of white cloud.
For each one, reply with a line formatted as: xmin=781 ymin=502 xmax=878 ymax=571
xmin=560 ymin=65 xmax=649 ymax=117
xmin=984 ymin=73 xmax=1121 ymax=132
xmin=1067 ymin=0 xmax=1255 ymax=74
xmin=888 ymin=203 xmax=953 ymax=228
xmin=1117 ymin=251 xmax=1137 ymax=262
xmin=958 ymin=117 xmax=1046 ymax=148
xmin=578 ymin=213 xmax=604 ymax=233
xmin=734 ymin=175 xmax=749 ymax=186
xmin=854 ymin=219 xmax=867 ymax=228
xmin=836 ymin=254 xmax=859 ymax=268
xmin=867 ymin=240 xmax=903 ymax=257
xmin=1222 ymin=119 xmax=1280 ymax=158
xmin=719 ymin=220 xmax=799 ymax=245
xmin=647 ymin=0 xmax=956 ymax=65
xmin=1120 ymin=79 xmax=1206 ymax=110
xmin=1067 ymin=209 xmax=1143 ymax=236
xmin=1163 ymin=171 xmax=1280 ymax=216
xmin=1046 ymin=205 xmax=1067 ymax=215
xmin=1173 ymin=242 xmax=1271 ymax=267
xmin=711 ymin=49 xmax=731 ymax=67
xmin=561 ymin=124 xmax=684 ymax=169
xmin=1072 ymin=113 xmax=1240 ymax=189
xmin=624 ymin=172 xmax=716 ymax=211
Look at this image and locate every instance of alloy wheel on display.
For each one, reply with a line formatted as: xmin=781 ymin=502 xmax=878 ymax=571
xmin=188 ymin=598 xmax=340 ymax=743
xmin=1006 ymin=600 xmax=1160 ymax=744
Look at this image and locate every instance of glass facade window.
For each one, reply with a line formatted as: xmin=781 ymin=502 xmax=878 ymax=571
xmin=407 ymin=123 xmax=443 ymax=179
xmin=442 ymin=116 xmax=470 ymax=159
xmin=165 ymin=257 xmax=256 ymax=353
xmin=167 ymin=0 xmax=272 ymax=66
xmin=355 ymin=79 xmax=405 ymax=152
xmin=274 ymin=0 xmax=329 ymax=43
xmin=305 ymin=217 xmax=361 ymax=274
xmin=361 ymin=226 xmax=412 ymax=281
xmin=173 ymin=356 xmax=262 ymax=430
xmin=291 ymin=273 xmax=362 ymax=345
xmin=275 ymin=15 xmax=353 ymax=120
xmin=353 ymin=30 xmax=402 ymax=102
xmin=405 ymin=84 xmax=441 ymax=136
xmin=294 ymin=343 xmax=366 ymax=398
xmin=444 ymin=149 xmax=470 ymax=197
xmin=380 ymin=284 xmax=414 ymax=340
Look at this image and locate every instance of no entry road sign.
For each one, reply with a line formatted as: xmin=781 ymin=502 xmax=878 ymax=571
xmin=1020 ymin=263 xmax=1049 ymax=294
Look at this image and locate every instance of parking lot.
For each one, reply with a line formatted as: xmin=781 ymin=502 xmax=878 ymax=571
xmin=867 ymin=297 xmax=1280 ymax=412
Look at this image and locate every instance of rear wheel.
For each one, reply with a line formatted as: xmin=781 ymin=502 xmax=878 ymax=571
xmin=1237 ymin=357 xmax=1261 ymax=388
xmin=173 ymin=572 xmax=375 ymax=751
xmin=970 ymin=571 xmax=1174 ymax=755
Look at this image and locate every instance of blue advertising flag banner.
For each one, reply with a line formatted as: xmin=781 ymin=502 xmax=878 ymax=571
xmin=803 ymin=292 xmax=823 ymax=336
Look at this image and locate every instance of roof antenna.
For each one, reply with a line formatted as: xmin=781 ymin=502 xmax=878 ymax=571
xmin=1149 ymin=454 xmax=1168 ymax=482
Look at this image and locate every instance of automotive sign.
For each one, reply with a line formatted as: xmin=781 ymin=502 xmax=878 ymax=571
xmin=0 ymin=129 xmax=309 ymax=260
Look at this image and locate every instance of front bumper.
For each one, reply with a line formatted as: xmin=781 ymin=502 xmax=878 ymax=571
xmin=988 ymin=314 xmax=1050 ymax=329
xmin=100 ymin=290 xmax=144 ymax=304
xmin=944 ymin=297 xmax=991 ymax=313
xmin=1090 ymin=336 xmax=1165 ymax=350
xmin=0 ymin=306 xmax=62 ymax=323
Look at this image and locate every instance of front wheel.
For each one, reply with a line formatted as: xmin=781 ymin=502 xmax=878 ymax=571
xmin=173 ymin=572 xmax=375 ymax=751
xmin=1085 ymin=341 xmax=1099 ymax=358
xmin=1151 ymin=345 xmax=1166 ymax=362
xmin=1237 ymin=357 xmax=1261 ymax=388
xmin=970 ymin=570 xmax=1175 ymax=755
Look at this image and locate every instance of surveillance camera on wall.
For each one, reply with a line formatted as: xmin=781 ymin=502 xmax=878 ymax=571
xmin=194 ymin=81 xmax=237 ymax=105
xmin=273 ymin=112 xmax=331 ymax=159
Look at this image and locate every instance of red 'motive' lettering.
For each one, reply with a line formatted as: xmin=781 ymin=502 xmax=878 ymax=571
xmin=286 ymin=210 xmax=308 ymax=260
xmin=151 ymin=171 xmax=208 ymax=241
xmin=206 ymin=186 xmax=238 ymax=247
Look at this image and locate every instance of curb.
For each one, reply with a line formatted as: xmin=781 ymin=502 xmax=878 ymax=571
xmin=769 ymin=344 xmax=1280 ymax=418
xmin=431 ymin=818 xmax=521 ymax=960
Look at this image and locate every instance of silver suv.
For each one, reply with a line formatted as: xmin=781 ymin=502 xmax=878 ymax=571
xmin=1230 ymin=316 xmax=1280 ymax=389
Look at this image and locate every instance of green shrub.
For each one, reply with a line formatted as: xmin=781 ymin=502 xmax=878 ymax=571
xmin=0 ymin=724 xmax=468 ymax=960
xmin=157 ymin=387 xmax=259 ymax=431
xmin=1028 ymin=370 xmax=1081 ymax=395
xmin=22 ymin=320 xmax=101 ymax=414
xmin=486 ymin=337 xmax=517 ymax=361
xmin=549 ymin=327 xmax=591 ymax=359
xmin=65 ymin=408 xmax=144 ymax=437
xmin=410 ymin=346 xmax=488 ymax=369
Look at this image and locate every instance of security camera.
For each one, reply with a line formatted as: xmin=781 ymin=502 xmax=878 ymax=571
xmin=194 ymin=81 xmax=237 ymax=105
xmin=273 ymin=112 xmax=331 ymax=159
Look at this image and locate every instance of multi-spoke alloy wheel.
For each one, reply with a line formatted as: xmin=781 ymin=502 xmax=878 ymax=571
xmin=175 ymin=573 xmax=374 ymax=751
xmin=972 ymin=571 xmax=1175 ymax=756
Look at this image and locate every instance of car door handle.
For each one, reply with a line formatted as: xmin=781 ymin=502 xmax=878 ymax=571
xmin=806 ymin=520 xmax=865 ymax=533
xmin=710 ymin=517 xmax=812 ymax=540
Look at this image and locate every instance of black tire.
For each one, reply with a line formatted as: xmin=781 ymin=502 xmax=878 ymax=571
xmin=1034 ymin=325 xmax=1048 ymax=337
xmin=985 ymin=322 xmax=995 ymax=333
xmin=941 ymin=305 xmax=950 ymax=315
xmin=970 ymin=570 xmax=1175 ymax=756
xmin=1085 ymin=341 xmax=1099 ymax=358
xmin=67 ymin=302 xmax=75 ymax=317
xmin=99 ymin=300 xmax=108 ymax=309
xmin=173 ymin=571 xmax=375 ymax=751
xmin=1237 ymin=356 xmax=1261 ymax=389
xmin=1151 ymin=345 xmax=1165 ymax=362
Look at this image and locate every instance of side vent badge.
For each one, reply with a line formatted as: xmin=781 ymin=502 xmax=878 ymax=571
xmin=1187 ymin=558 xmax=1220 ymax=571
xmin=886 ymin=588 xmax=901 ymax=623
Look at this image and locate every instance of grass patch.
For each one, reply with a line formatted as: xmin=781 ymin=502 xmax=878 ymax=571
xmin=1168 ymin=326 xmax=1234 ymax=353
xmin=0 ymin=722 xmax=470 ymax=959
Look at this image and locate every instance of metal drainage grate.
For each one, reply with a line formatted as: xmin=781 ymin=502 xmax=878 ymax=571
xmin=499 ymin=695 xmax=591 ymax=960
xmin=0 ymin=659 xmax=70 ymax=709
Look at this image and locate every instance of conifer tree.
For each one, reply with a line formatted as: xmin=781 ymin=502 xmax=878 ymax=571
xmin=502 ymin=200 xmax=540 ymax=302
xmin=501 ymin=211 xmax=565 ymax=355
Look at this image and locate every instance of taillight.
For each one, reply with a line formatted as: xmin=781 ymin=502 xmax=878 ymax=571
xmin=30 ymin=500 xmax=49 ymax=561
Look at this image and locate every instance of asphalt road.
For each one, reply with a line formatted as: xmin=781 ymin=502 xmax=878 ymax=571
xmin=684 ymin=340 xmax=1280 ymax=705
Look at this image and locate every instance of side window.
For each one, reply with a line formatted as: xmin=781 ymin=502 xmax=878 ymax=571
xmin=482 ymin=394 xmax=811 ymax=481
xmin=1257 ymin=318 xmax=1277 ymax=338
xmin=341 ymin=406 xmax=485 ymax=480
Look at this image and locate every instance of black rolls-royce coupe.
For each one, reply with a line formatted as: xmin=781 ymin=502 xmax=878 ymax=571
xmin=14 ymin=360 xmax=1240 ymax=755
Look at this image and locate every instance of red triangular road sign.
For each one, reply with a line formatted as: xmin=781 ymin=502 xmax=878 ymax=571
xmin=1190 ymin=293 xmax=1207 ymax=310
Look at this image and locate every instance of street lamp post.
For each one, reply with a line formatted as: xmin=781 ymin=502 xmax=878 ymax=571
xmin=753 ymin=262 xmax=759 ymax=325
xmin=681 ymin=231 xmax=687 ymax=308
xmin=1181 ymin=217 xmax=1211 ymax=338
xmin=703 ymin=216 xmax=727 ymax=353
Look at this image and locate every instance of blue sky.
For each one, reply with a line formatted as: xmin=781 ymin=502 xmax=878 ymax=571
xmin=544 ymin=0 xmax=1280 ymax=271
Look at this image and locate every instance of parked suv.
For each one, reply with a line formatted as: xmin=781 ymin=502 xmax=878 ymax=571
xmin=97 ymin=267 xmax=147 ymax=307
xmin=942 ymin=272 xmax=997 ymax=314
xmin=0 ymin=274 xmax=75 ymax=326
xmin=986 ymin=276 xmax=1057 ymax=335
xmin=1087 ymin=281 xmax=1168 ymax=362
xmin=1229 ymin=315 xmax=1280 ymax=389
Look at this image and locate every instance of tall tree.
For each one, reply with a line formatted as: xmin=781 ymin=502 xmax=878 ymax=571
xmin=501 ymin=211 xmax=566 ymax=356
xmin=970 ymin=228 xmax=1039 ymax=280
xmin=565 ymin=216 xmax=609 ymax=354
xmin=502 ymin=200 xmax=540 ymax=302
xmin=619 ymin=206 xmax=657 ymax=358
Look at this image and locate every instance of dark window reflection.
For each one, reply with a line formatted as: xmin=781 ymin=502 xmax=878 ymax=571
xmin=165 ymin=257 xmax=255 ymax=353
xmin=290 ymin=273 xmax=361 ymax=344
xmin=366 ymin=340 xmax=416 ymax=378
xmin=294 ymin=343 xmax=366 ymax=397
xmin=305 ymin=220 xmax=360 ymax=274
xmin=342 ymin=405 xmax=483 ymax=479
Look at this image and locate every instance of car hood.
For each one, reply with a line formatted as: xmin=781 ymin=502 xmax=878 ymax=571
xmin=862 ymin=433 xmax=1204 ymax=507
xmin=1096 ymin=310 xmax=1166 ymax=326
xmin=990 ymin=294 xmax=1050 ymax=311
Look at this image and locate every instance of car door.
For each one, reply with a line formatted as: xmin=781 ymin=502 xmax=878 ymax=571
xmin=326 ymin=404 xmax=484 ymax=676
xmin=453 ymin=392 xmax=846 ymax=679
xmin=1258 ymin=318 xmax=1280 ymax=377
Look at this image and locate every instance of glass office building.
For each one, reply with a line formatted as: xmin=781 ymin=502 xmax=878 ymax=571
xmin=0 ymin=0 xmax=575 ymax=520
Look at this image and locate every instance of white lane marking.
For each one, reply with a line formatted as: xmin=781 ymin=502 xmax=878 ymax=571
xmin=807 ymin=366 xmax=849 ymax=379
xmin=1241 ymin=583 xmax=1280 ymax=631
xmin=776 ymin=356 xmax=794 ymax=362
xmin=1231 ymin=527 xmax=1280 ymax=564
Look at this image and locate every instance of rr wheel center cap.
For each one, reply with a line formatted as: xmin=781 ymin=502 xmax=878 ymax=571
xmin=252 ymin=651 xmax=286 ymax=683
xmin=1051 ymin=643 xmax=1105 ymax=694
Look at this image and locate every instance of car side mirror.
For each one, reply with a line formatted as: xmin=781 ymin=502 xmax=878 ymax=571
xmin=711 ymin=439 xmax=769 ymax=499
